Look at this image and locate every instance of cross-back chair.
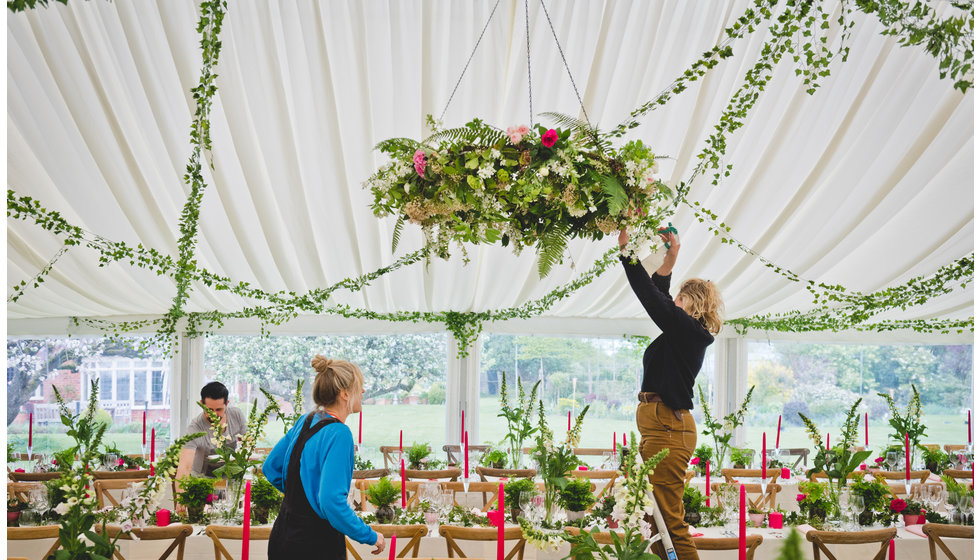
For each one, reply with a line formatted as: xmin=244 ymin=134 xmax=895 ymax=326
xmin=95 ymin=524 xmax=193 ymax=560
xmin=440 ymin=481 xmax=544 ymax=512
xmin=473 ymin=466 xmax=537 ymax=481
xmin=568 ymin=470 xmax=616 ymax=509
xmin=923 ymin=522 xmax=974 ymax=560
xmin=91 ymin=469 xmax=153 ymax=480
xmin=942 ymin=469 xmax=974 ymax=487
xmin=693 ymin=535 xmax=764 ymax=560
xmin=7 ymin=471 xmax=61 ymax=482
xmin=345 ymin=525 xmax=427 ymax=560
xmin=710 ymin=483 xmax=781 ymax=510
xmin=355 ymin=479 xmax=422 ymax=511
xmin=438 ymin=525 xmax=525 ymax=560
xmin=804 ymin=528 xmax=896 ymax=560
xmin=783 ymin=447 xmax=810 ymax=469
xmin=443 ymin=444 xmax=489 ymax=467
xmin=94 ymin=479 xmax=148 ymax=509
xmin=7 ymin=525 xmax=63 ymax=560
xmin=403 ymin=468 xmax=461 ymax=482
xmin=7 ymin=481 xmax=44 ymax=503
xmin=204 ymin=525 xmax=272 ymax=560
xmin=721 ymin=468 xmax=780 ymax=485
xmin=873 ymin=470 xmax=932 ymax=484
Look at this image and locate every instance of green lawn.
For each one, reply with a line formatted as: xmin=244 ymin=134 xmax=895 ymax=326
xmin=8 ymin=399 xmax=969 ymax=466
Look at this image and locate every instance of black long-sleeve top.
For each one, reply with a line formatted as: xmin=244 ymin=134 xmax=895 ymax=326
xmin=621 ymin=256 xmax=714 ymax=410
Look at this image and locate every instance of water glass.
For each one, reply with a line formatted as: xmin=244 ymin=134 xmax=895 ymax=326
xmin=18 ymin=509 xmax=38 ymax=527
xmin=885 ymin=451 xmax=899 ymax=471
xmin=958 ymin=495 xmax=973 ymax=524
xmin=424 ymin=510 xmax=440 ymax=536
xmin=848 ymin=494 xmax=865 ymax=530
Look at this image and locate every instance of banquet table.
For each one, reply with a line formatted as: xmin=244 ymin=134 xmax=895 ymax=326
xmin=7 ymin=524 xmax=972 ymax=560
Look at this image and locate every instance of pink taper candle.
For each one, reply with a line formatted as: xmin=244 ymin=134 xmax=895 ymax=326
xmin=905 ymin=432 xmax=911 ymax=482
xmin=969 ymin=410 xmax=972 ymax=443
xmin=242 ymin=479 xmax=251 ymax=560
xmin=461 ymin=410 xmax=465 ymax=444
xmin=568 ymin=410 xmax=571 ymax=431
xmin=497 ymin=482 xmax=505 ymax=560
xmin=389 ymin=534 xmax=397 ymax=560
xmin=775 ymin=415 xmax=781 ymax=448
xmin=401 ymin=459 xmax=407 ymax=508
xmin=827 ymin=433 xmax=830 ymax=451
xmin=464 ymin=431 xmax=469 ymax=477
xmin=705 ymin=460 xmax=710 ymax=507
xmin=358 ymin=410 xmax=362 ymax=445
xmin=150 ymin=428 xmax=156 ymax=476
xmin=623 ymin=433 xmax=626 ymax=447
xmin=738 ymin=484 xmax=746 ymax=560
xmin=888 ymin=539 xmax=895 ymax=560
xmin=399 ymin=430 xmax=403 ymax=453
xmin=28 ymin=413 xmax=33 ymax=449
xmin=613 ymin=432 xmax=617 ymax=455
xmin=142 ymin=411 xmax=147 ymax=446
xmin=761 ymin=433 xmax=766 ymax=480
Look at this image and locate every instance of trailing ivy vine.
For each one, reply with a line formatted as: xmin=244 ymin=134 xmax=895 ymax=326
xmin=6 ymin=0 xmax=974 ymax=351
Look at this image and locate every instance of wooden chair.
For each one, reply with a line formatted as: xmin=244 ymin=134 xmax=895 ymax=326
xmin=346 ymin=525 xmax=427 ymax=560
xmin=6 ymin=482 xmax=44 ymax=503
xmin=95 ymin=524 xmax=193 ymax=560
xmin=474 ymin=466 xmax=536 ymax=481
xmin=403 ymin=468 xmax=461 ymax=482
xmin=440 ymin=481 xmax=544 ymax=512
xmin=572 ymin=448 xmax=610 ymax=457
xmin=7 ymin=526 xmax=63 ymax=560
xmin=721 ymin=468 xmax=780 ymax=484
xmin=923 ymin=522 xmax=974 ymax=560
xmin=922 ymin=444 xmax=942 ymax=452
xmin=783 ymin=447 xmax=810 ymax=469
xmin=353 ymin=468 xmax=390 ymax=479
xmin=94 ymin=479 xmax=149 ymax=508
xmin=693 ymin=535 xmax=764 ymax=560
xmin=254 ymin=446 xmax=274 ymax=455
xmin=808 ymin=470 xmax=865 ymax=483
xmin=710 ymin=483 xmax=781 ymax=510
xmin=7 ymin=472 xmax=61 ymax=482
xmin=568 ymin=470 xmax=618 ymax=509
xmin=355 ymin=479 xmax=422 ymax=510
xmin=563 ymin=526 xmax=622 ymax=544
xmin=438 ymin=525 xmax=525 ymax=560
xmin=91 ymin=470 xmax=153 ymax=480
xmin=944 ymin=444 xmax=969 ymax=453
xmin=942 ymin=469 xmax=974 ymax=486
xmin=204 ymin=525 xmax=272 ymax=560
xmin=873 ymin=470 xmax=932 ymax=484
xmin=443 ymin=444 xmax=489 ymax=466
xmin=380 ymin=446 xmax=404 ymax=470
xmin=804 ymin=527 xmax=896 ymax=560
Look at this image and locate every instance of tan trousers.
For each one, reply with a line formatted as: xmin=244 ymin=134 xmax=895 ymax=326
xmin=637 ymin=402 xmax=700 ymax=560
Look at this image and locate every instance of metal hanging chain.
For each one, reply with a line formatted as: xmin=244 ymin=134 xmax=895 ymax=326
xmin=525 ymin=0 xmax=534 ymax=125
xmin=439 ymin=0 xmax=503 ymax=123
xmin=538 ymin=0 xmax=594 ymax=131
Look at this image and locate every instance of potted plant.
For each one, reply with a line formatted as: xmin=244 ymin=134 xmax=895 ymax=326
xmin=366 ymin=477 xmax=400 ymax=523
xmin=559 ymin=477 xmax=595 ymax=521
xmin=503 ymin=478 xmax=536 ymax=523
xmin=691 ymin=445 xmax=712 ymax=476
xmin=730 ymin=448 xmax=754 ymax=469
xmin=921 ymin=446 xmax=951 ymax=474
xmin=7 ymin=498 xmax=27 ymax=526
xmin=407 ymin=442 xmax=445 ymax=470
xmin=176 ymin=476 xmax=216 ymax=524
xmin=891 ymin=498 xmax=926 ymax=525
xmin=481 ymin=446 xmax=508 ymax=470
xmin=747 ymin=506 xmax=766 ymax=527
xmin=592 ymin=495 xmax=617 ymax=528
xmin=682 ymin=485 xmax=705 ymax=526
xmin=354 ymin=454 xmax=374 ymax=471
xmin=250 ymin=475 xmax=283 ymax=525
xmin=849 ymin=477 xmax=891 ymax=526
xmin=796 ymin=481 xmax=831 ymax=522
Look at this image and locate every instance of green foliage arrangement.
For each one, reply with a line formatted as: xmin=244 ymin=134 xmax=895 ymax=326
xmin=799 ymin=398 xmax=873 ymax=517
xmin=729 ymin=448 xmax=755 ymax=468
xmin=849 ymin=475 xmax=892 ymax=525
xmin=683 ymin=485 xmax=707 ymax=514
xmin=250 ymin=475 xmax=283 ymax=524
xmin=796 ymin=480 xmax=833 ymax=521
xmin=699 ymin=385 xmax=755 ymax=468
xmin=921 ymin=446 xmax=952 ymax=474
xmin=176 ymin=476 xmax=215 ymax=523
xmin=559 ymin=478 xmax=595 ymax=512
xmin=692 ymin=444 xmax=712 ymax=476
xmin=481 ymin=446 xmax=508 ymax=469
xmin=353 ymin=455 xmax=374 ymax=471
xmin=406 ymin=442 xmax=444 ymax=470
xmin=877 ymin=384 xmax=927 ymax=466
xmin=262 ymin=380 xmax=304 ymax=435
xmin=530 ymin=399 xmax=589 ymax=522
xmin=365 ymin=477 xmax=401 ymax=509
xmin=498 ymin=371 xmax=540 ymax=469
xmin=504 ymin=478 xmax=537 ymax=512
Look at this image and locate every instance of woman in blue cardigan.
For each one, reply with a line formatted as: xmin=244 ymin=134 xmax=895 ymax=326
xmin=264 ymin=356 xmax=384 ymax=559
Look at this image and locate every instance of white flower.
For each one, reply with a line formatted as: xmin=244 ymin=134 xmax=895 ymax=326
xmin=610 ymin=503 xmax=626 ymax=522
xmin=639 ymin=519 xmax=653 ymax=539
xmin=477 ymin=164 xmax=495 ymax=180
xmin=54 ymin=502 xmax=70 ymax=515
xmin=469 ymin=507 xmax=483 ymax=517
xmin=537 ymin=166 xmax=550 ymax=177
xmin=121 ymin=520 xmax=134 ymax=532
xmin=490 ymin=148 xmax=501 ymax=159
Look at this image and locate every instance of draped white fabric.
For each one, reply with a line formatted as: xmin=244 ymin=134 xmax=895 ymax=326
xmin=6 ymin=0 xmax=973 ymax=342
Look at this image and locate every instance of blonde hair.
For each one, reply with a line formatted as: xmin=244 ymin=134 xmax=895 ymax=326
xmin=677 ymin=279 xmax=724 ymax=335
xmin=311 ymin=355 xmax=364 ymax=408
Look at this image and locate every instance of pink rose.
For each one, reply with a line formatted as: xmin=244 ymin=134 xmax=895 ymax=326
xmin=413 ymin=149 xmax=427 ymax=178
xmin=541 ymin=128 xmax=558 ymax=148
xmin=689 ymin=457 xmax=700 ymax=466
xmin=517 ymin=125 xmax=529 ymax=136
xmin=890 ymin=498 xmax=907 ymax=513
xmin=205 ymin=494 xmax=216 ymax=504
xmin=117 ymin=458 xmax=125 ymax=466
xmin=874 ymin=456 xmax=884 ymax=463
xmin=859 ymin=463 xmax=867 ymax=470
xmin=508 ymin=132 xmax=523 ymax=144
xmin=506 ymin=125 xmax=528 ymax=145
xmin=796 ymin=493 xmax=807 ymax=502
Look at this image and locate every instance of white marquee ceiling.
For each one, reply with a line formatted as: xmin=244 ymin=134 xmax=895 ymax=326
xmin=6 ymin=0 xmax=974 ymax=343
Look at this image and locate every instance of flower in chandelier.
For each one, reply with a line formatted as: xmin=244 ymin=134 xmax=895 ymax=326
xmin=506 ymin=124 xmax=529 ymax=144
xmin=413 ymin=149 xmax=427 ymax=178
xmin=541 ymin=128 xmax=558 ymax=148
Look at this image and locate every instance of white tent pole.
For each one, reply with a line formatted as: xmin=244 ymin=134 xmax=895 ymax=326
xmin=713 ymin=337 xmax=747 ymax=449
xmin=171 ymin=333 xmax=204 ymax=440
xmin=446 ymin=336 xmax=482 ymax=449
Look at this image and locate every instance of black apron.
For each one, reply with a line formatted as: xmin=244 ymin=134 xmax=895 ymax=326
xmin=268 ymin=412 xmax=347 ymax=559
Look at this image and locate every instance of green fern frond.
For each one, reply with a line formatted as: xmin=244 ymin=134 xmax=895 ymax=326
xmin=536 ymin=226 xmax=569 ymax=278
xmin=391 ymin=215 xmax=405 ymax=253
xmin=374 ymin=137 xmax=425 ymax=154
xmin=598 ymin=175 xmax=629 ymax=216
xmin=423 ymin=122 xmax=506 ymax=146
xmin=542 ymin=112 xmax=611 ymax=152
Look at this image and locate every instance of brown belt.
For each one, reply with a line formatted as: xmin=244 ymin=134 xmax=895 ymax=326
xmin=637 ymin=392 xmax=683 ymax=421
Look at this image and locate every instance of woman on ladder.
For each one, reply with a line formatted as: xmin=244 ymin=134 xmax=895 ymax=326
xmin=264 ymin=356 xmax=385 ymax=559
xmin=619 ymin=228 xmax=723 ymax=560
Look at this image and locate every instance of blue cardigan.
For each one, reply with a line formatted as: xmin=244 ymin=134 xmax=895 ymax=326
xmin=262 ymin=415 xmax=375 ymax=545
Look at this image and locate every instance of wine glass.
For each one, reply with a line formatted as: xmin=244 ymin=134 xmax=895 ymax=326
xmin=29 ymin=487 xmax=50 ymax=517
xmin=848 ymin=493 xmax=865 ymax=530
xmin=885 ymin=451 xmax=899 ymax=472
xmin=958 ymin=494 xmax=973 ymax=524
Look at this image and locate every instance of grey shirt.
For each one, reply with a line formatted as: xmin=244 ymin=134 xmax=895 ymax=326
xmin=184 ymin=406 xmax=247 ymax=476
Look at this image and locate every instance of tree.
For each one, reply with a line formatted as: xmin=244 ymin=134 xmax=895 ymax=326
xmin=6 ymin=338 xmax=105 ymax=425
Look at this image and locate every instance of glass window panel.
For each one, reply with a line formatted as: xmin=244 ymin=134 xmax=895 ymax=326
xmin=116 ymin=370 xmax=130 ymax=402
xmin=151 ymin=371 xmax=164 ymax=404
xmin=133 ymin=371 xmax=147 ymax=404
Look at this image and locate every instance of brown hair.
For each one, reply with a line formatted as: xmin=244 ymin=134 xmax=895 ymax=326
xmin=677 ymin=279 xmax=724 ymax=335
xmin=311 ymin=355 xmax=364 ymax=408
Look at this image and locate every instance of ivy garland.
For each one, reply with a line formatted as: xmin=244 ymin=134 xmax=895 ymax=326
xmin=6 ymin=0 xmax=975 ymax=352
